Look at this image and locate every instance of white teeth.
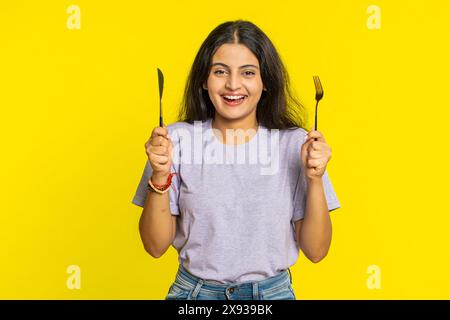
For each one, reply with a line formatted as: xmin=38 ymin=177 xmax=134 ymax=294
xmin=224 ymin=95 xmax=245 ymax=100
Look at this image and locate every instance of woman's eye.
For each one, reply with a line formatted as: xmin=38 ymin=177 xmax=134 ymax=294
xmin=213 ymin=70 xmax=255 ymax=76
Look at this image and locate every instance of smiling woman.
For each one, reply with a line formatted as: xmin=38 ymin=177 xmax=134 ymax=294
xmin=203 ymin=44 xmax=265 ymax=124
xmin=132 ymin=20 xmax=341 ymax=300
xmin=179 ymin=20 xmax=306 ymax=131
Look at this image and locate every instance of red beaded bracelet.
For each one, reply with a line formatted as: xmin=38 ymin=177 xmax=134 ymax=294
xmin=148 ymin=172 xmax=177 ymax=194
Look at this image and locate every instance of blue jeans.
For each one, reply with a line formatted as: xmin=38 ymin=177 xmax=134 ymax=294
xmin=165 ymin=264 xmax=296 ymax=300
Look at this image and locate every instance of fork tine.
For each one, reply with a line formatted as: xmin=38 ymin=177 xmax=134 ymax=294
xmin=313 ymin=75 xmax=323 ymax=99
xmin=314 ymin=76 xmax=322 ymax=91
xmin=313 ymin=76 xmax=320 ymax=89
xmin=312 ymin=75 xmax=323 ymax=135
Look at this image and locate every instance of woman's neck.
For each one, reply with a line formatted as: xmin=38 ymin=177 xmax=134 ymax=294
xmin=211 ymin=115 xmax=259 ymax=145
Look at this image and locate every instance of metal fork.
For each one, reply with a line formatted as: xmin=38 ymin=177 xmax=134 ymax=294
xmin=313 ymin=75 xmax=324 ymax=141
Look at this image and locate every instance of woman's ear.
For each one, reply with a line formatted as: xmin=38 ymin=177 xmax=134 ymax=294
xmin=203 ymin=82 xmax=208 ymax=90
xmin=263 ymin=86 xmax=267 ymax=91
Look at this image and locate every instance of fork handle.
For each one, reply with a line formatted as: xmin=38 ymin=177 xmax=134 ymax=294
xmin=314 ymin=100 xmax=318 ymax=141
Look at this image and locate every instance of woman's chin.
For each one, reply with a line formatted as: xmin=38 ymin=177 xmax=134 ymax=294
xmin=215 ymin=111 xmax=248 ymax=122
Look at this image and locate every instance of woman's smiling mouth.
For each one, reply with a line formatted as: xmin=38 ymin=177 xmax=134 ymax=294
xmin=222 ymin=95 xmax=248 ymax=106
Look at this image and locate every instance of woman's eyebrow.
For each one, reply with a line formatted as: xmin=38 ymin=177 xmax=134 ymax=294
xmin=211 ymin=62 xmax=259 ymax=69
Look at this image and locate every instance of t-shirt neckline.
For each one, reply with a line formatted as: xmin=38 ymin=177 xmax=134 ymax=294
xmin=207 ymin=118 xmax=261 ymax=148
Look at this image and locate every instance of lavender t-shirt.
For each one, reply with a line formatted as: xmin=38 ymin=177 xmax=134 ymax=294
xmin=132 ymin=118 xmax=340 ymax=284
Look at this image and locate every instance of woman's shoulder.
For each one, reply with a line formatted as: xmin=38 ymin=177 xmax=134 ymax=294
xmin=167 ymin=119 xmax=211 ymax=134
xmin=269 ymin=126 xmax=308 ymax=157
xmin=277 ymin=126 xmax=308 ymax=140
xmin=167 ymin=121 xmax=189 ymax=132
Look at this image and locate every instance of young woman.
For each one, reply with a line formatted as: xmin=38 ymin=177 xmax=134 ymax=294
xmin=132 ymin=20 xmax=340 ymax=300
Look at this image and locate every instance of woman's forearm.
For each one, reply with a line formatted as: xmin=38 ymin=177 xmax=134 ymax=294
xmin=139 ymin=173 xmax=174 ymax=258
xmin=299 ymin=177 xmax=332 ymax=263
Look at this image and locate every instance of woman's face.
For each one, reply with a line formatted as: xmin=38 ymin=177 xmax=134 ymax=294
xmin=203 ymin=43 xmax=265 ymax=123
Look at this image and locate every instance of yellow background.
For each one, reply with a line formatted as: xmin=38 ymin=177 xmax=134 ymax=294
xmin=1 ymin=0 xmax=449 ymax=299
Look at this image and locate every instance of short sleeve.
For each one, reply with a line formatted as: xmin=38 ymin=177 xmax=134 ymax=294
xmin=292 ymin=169 xmax=341 ymax=223
xmin=131 ymin=159 xmax=180 ymax=216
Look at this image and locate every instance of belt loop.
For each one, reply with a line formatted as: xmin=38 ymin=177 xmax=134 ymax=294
xmin=288 ymin=268 xmax=292 ymax=284
xmin=191 ymin=279 xmax=204 ymax=299
xmin=252 ymin=282 xmax=259 ymax=300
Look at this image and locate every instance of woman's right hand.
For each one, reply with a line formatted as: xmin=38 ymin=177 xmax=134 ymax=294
xmin=145 ymin=126 xmax=173 ymax=182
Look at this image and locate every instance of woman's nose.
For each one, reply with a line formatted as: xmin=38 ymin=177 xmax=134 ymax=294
xmin=225 ymin=73 xmax=241 ymax=91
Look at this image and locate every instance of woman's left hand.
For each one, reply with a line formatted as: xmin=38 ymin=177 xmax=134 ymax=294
xmin=301 ymin=129 xmax=332 ymax=181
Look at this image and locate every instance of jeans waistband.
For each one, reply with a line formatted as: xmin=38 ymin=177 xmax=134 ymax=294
xmin=175 ymin=264 xmax=292 ymax=293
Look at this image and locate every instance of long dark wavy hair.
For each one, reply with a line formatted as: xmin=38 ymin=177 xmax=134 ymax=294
xmin=178 ymin=20 xmax=307 ymax=130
